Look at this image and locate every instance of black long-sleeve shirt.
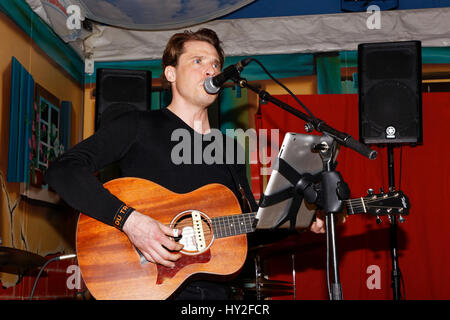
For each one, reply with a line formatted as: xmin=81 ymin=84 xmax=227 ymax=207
xmin=44 ymin=108 xmax=257 ymax=227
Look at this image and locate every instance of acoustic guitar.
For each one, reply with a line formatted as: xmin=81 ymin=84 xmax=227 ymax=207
xmin=76 ymin=177 xmax=409 ymax=300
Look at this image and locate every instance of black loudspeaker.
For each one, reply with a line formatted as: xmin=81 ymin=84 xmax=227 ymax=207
xmin=95 ymin=68 xmax=152 ymax=129
xmin=358 ymin=41 xmax=423 ymax=145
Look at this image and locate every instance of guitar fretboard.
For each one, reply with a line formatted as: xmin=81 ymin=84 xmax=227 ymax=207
xmin=212 ymin=212 xmax=256 ymax=239
xmin=210 ymin=192 xmax=406 ymax=239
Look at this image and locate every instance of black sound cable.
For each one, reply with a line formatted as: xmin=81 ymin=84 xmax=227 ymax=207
xmin=29 ymin=253 xmax=76 ymax=300
xmin=245 ymin=58 xmax=317 ymax=120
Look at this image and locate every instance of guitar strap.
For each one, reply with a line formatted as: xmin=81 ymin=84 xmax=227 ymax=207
xmin=226 ymin=164 xmax=253 ymax=213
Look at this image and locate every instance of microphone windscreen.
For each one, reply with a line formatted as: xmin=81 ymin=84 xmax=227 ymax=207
xmin=204 ymin=77 xmax=220 ymax=94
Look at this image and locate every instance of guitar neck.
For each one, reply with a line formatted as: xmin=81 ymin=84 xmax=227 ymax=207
xmin=212 ymin=212 xmax=256 ymax=239
xmin=211 ymin=191 xmax=407 ymax=239
xmin=211 ymin=198 xmax=371 ymax=239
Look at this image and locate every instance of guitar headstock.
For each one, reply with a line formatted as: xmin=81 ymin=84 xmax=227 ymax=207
xmin=362 ymin=189 xmax=410 ymax=216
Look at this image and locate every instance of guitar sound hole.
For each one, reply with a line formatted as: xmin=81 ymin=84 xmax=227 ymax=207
xmin=171 ymin=211 xmax=213 ymax=255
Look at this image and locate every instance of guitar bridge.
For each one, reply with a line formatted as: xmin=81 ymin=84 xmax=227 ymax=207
xmin=192 ymin=210 xmax=206 ymax=251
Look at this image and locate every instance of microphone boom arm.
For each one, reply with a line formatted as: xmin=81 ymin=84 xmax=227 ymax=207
xmin=236 ymin=78 xmax=377 ymax=160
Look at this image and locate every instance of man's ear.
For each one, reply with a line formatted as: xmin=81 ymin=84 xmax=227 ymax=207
xmin=164 ymin=66 xmax=176 ymax=83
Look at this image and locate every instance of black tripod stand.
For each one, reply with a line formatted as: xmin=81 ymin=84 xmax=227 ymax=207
xmin=387 ymin=145 xmax=404 ymax=300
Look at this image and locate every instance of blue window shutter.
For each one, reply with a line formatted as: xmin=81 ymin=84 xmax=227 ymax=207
xmin=7 ymin=58 xmax=20 ymax=182
xmin=22 ymin=75 xmax=34 ymax=183
xmin=7 ymin=57 xmax=34 ymax=183
xmin=60 ymin=101 xmax=72 ymax=152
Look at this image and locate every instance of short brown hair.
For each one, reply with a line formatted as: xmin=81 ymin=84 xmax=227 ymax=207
xmin=161 ymin=28 xmax=225 ymax=89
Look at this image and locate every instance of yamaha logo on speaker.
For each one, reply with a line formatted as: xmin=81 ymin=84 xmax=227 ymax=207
xmin=386 ymin=126 xmax=396 ymax=139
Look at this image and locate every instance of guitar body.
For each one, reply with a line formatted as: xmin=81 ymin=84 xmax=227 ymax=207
xmin=76 ymin=177 xmax=247 ymax=300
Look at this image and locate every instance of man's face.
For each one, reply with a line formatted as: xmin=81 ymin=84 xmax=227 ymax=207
xmin=165 ymin=40 xmax=221 ymax=108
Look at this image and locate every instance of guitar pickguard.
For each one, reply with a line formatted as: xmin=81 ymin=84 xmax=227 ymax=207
xmin=156 ymin=250 xmax=211 ymax=285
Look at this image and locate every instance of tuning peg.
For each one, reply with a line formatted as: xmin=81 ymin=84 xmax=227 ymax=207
xmin=376 ymin=216 xmax=382 ymax=224
xmin=398 ymin=215 xmax=405 ymax=223
xmin=379 ymin=187 xmax=384 ymax=194
xmin=367 ymin=188 xmax=374 ymax=196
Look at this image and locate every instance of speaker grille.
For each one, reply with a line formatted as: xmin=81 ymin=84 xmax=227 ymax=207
xmin=358 ymin=41 xmax=423 ymax=145
xmin=365 ymin=50 xmax=415 ymax=80
xmin=102 ymin=76 xmax=146 ymax=103
xmin=365 ymin=81 xmax=416 ymax=129
xmin=95 ymin=68 xmax=152 ymax=130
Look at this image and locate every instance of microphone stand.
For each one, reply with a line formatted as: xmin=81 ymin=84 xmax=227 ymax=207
xmin=235 ymin=77 xmax=377 ymax=300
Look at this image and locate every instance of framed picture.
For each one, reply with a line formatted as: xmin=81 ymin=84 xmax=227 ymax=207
xmin=30 ymin=84 xmax=61 ymax=186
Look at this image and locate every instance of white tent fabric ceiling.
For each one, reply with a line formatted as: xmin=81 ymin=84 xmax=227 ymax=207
xmin=72 ymin=0 xmax=257 ymax=30
xmin=25 ymin=1 xmax=450 ymax=62
xmin=84 ymin=8 xmax=450 ymax=62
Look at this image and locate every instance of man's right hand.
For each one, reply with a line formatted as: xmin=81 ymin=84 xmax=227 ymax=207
xmin=122 ymin=211 xmax=184 ymax=268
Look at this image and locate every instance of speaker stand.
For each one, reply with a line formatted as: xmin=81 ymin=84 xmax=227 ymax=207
xmin=387 ymin=145 xmax=403 ymax=300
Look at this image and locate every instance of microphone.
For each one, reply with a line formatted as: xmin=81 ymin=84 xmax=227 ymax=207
xmin=204 ymin=58 xmax=252 ymax=94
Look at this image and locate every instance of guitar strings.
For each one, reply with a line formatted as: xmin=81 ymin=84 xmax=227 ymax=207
xmin=344 ymin=195 xmax=404 ymax=213
xmin=170 ymin=195 xmax=401 ymax=237
xmin=212 ymin=213 xmax=256 ymax=237
xmin=168 ymin=213 xmax=256 ymax=239
xmin=344 ymin=194 xmax=400 ymax=204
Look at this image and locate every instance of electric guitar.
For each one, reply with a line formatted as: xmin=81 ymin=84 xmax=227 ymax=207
xmin=76 ymin=177 xmax=410 ymax=300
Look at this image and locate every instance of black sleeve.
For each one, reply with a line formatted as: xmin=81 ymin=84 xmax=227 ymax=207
xmin=44 ymin=111 xmax=140 ymax=227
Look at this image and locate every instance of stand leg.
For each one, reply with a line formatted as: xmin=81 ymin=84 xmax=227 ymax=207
xmin=326 ymin=213 xmax=343 ymax=300
xmin=387 ymin=145 xmax=402 ymax=300
xmin=390 ymin=216 xmax=402 ymax=300
xmin=319 ymin=141 xmax=345 ymax=301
